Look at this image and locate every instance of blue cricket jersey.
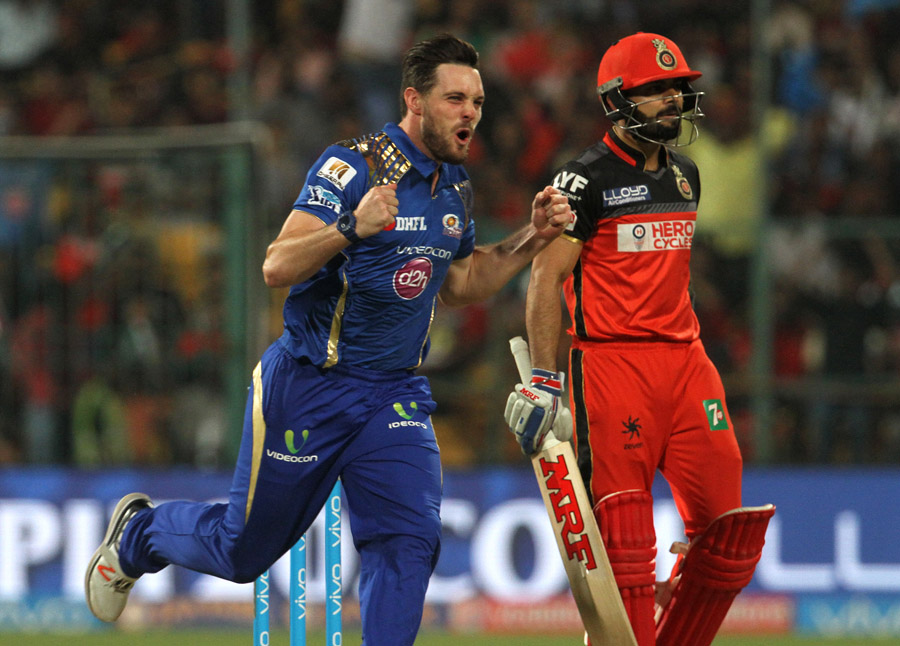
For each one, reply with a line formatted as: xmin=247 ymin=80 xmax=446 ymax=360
xmin=279 ymin=123 xmax=477 ymax=371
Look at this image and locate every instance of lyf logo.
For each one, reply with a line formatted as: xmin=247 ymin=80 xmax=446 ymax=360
xmin=553 ymin=171 xmax=589 ymax=193
xmin=393 ymin=256 xmax=432 ymax=300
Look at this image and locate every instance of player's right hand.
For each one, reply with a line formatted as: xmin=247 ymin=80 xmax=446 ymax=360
xmin=531 ymin=186 xmax=575 ymax=239
xmin=504 ymin=368 xmax=562 ymax=454
xmin=354 ymin=183 xmax=398 ymax=238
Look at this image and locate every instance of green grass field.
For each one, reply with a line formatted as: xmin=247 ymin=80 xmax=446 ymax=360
xmin=7 ymin=631 xmax=898 ymax=646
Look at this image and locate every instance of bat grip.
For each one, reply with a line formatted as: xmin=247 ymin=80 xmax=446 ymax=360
xmin=509 ymin=336 xmax=532 ymax=383
xmin=510 ymin=335 xmax=565 ymax=451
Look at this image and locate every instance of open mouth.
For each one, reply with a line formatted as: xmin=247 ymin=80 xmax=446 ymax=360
xmin=454 ymin=128 xmax=471 ymax=145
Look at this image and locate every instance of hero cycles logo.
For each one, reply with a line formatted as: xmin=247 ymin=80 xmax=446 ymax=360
xmin=538 ymin=454 xmax=597 ymax=570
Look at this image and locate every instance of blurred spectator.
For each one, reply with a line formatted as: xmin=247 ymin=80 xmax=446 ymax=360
xmin=0 ymin=84 xmax=13 ymax=135
xmin=17 ymin=60 xmax=93 ymax=135
xmin=799 ymin=242 xmax=890 ymax=462
xmin=0 ymin=276 xmax=16 ymax=462
xmin=769 ymin=0 xmax=826 ymax=115
xmin=9 ymin=288 xmax=61 ymax=463
xmin=687 ymin=81 xmax=794 ymax=309
xmin=885 ymin=43 xmax=900 ymax=140
xmin=71 ymin=373 xmax=131 ymax=466
xmin=1 ymin=0 xmax=899 ymax=466
xmin=337 ymin=0 xmax=414 ymax=131
xmin=0 ymin=0 xmax=59 ymax=76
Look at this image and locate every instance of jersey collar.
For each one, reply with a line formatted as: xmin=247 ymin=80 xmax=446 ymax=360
xmin=383 ymin=122 xmax=443 ymax=179
xmin=604 ymin=129 xmax=669 ymax=169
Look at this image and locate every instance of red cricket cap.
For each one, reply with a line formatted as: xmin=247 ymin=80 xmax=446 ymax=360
xmin=597 ymin=32 xmax=701 ymax=94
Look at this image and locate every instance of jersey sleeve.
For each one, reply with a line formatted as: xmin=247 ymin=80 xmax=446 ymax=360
xmin=551 ymin=160 xmax=598 ymax=243
xmin=292 ymin=145 xmax=371 ymax=225
xmin=678 ymin=153 xmax=702 ymax=204
xmin=454 ymin=178 xmax=476 ymax=260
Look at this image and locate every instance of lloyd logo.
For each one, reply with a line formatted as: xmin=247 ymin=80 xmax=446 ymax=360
xmin=603 ymin=184 xmax=650 ymax=207
xmin=539 ymin=455 xmax=597 ymax=570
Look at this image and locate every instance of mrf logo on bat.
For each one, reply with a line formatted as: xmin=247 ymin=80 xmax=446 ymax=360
xmin=538 ymin=454 xmax=598 ymax=570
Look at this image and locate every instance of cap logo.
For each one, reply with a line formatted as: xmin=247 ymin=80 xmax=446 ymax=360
xmin=652 ymin=38 xmax=678 ymax=71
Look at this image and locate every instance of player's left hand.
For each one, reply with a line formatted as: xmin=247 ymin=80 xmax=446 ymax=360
xmin=531 ymin=186 xmax=574 ymax=239
xmin=504 ymin=368 xmax=563 ymax=454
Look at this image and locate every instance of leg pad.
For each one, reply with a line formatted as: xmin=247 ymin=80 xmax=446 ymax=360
xmin=656 ymin=504 xmax=775 ymax=646
xmin=594 ymin=490 xmax=656 ymax=646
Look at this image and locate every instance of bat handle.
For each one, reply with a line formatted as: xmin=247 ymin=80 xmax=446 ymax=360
xmin=542 ymin=430 xmax=562 ymax=449
xmin=510 ymin=336 xmax=566 ymax=452
xmin=509 ymin=336 xmax=532 ymax=383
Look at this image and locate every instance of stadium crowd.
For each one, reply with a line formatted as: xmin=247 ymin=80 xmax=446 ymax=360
xmin=2 ymin=0 xmax=900 ymax=467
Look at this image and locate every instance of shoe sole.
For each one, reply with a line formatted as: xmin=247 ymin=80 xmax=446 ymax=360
xmin=85 ymin=493 xmax=151 ymax=621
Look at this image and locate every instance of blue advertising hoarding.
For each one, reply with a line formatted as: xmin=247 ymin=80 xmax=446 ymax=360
xmin=1 ymin=466 xmax=898 ymax=634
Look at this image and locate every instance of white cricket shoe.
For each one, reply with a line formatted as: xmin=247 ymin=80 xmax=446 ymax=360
xmin=85 ymin=492 xmax=153 ymax=622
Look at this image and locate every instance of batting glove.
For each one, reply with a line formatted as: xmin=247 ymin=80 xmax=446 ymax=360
xmin=504 ymin=368 xmax=562 ymax=455
xmin=553 ymin=405 xmax=573 ymax=443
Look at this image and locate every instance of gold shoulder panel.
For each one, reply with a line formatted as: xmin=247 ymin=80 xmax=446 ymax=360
xmin=367 ymin=132 xmax=412 ymax=185
xmin=339 ymin=132 xmax=411 ymax=186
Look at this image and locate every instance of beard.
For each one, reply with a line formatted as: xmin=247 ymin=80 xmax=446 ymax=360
xmin=634 ymin=108 xmax=682 ymax=143
xmin=421 ymin=111 xmax=469 ymax=165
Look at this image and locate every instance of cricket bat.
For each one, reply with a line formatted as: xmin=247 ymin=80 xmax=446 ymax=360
xmin=510 ymin=336 xmax=637 ymax=646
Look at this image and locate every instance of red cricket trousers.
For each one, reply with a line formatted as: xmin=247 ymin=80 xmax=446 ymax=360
xmin=569 ymin=338 xmax=743 ymax=538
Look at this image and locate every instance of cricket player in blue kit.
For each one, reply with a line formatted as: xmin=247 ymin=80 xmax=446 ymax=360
xmin=85 ymin=34 xmax=573 ymax=645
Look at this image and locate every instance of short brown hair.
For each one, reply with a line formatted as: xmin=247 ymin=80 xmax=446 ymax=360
xmin=399 ymin=34 xmax=479 ymax=117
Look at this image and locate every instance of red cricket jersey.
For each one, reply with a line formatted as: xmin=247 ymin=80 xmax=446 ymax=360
xmin=553 ymin=130 xmax=701 ymax=342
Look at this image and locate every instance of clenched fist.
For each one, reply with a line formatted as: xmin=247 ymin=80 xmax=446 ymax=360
xmin=354 ymin=183 xmax=399 ymax=238
xmin=531 ymin=186 xmax=575 ymax=239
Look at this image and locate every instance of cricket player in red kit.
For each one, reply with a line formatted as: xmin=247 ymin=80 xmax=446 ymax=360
xmin=505 ymin=33 xmax=774 ymax=646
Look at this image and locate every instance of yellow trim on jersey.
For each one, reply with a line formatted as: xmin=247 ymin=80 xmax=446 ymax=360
xmin=324 ymin=271 xmax=350 ymax=368
xmin=246 ymin=362 xmax=265 ymax=522
xmin=411 ymin=297 xmax=437 ymax=369
xmin=560 ymin=232 xmax=585 ymax=245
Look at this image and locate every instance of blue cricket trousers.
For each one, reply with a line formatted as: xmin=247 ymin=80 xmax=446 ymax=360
xmin=118 ymin=342 xmax=443 ymax=646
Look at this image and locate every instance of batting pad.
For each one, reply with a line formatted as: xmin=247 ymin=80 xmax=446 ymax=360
xmin=594 ymin=490 xmax=656 ymax=646
xmin=655 ymin=503 xmax=776 ymax=646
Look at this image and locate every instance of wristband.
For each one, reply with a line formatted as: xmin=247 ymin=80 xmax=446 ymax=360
xmin=530 ymin=368 xmax=562 ymax=394
xmin=336 ymin=210 xmax=360 ymax=244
